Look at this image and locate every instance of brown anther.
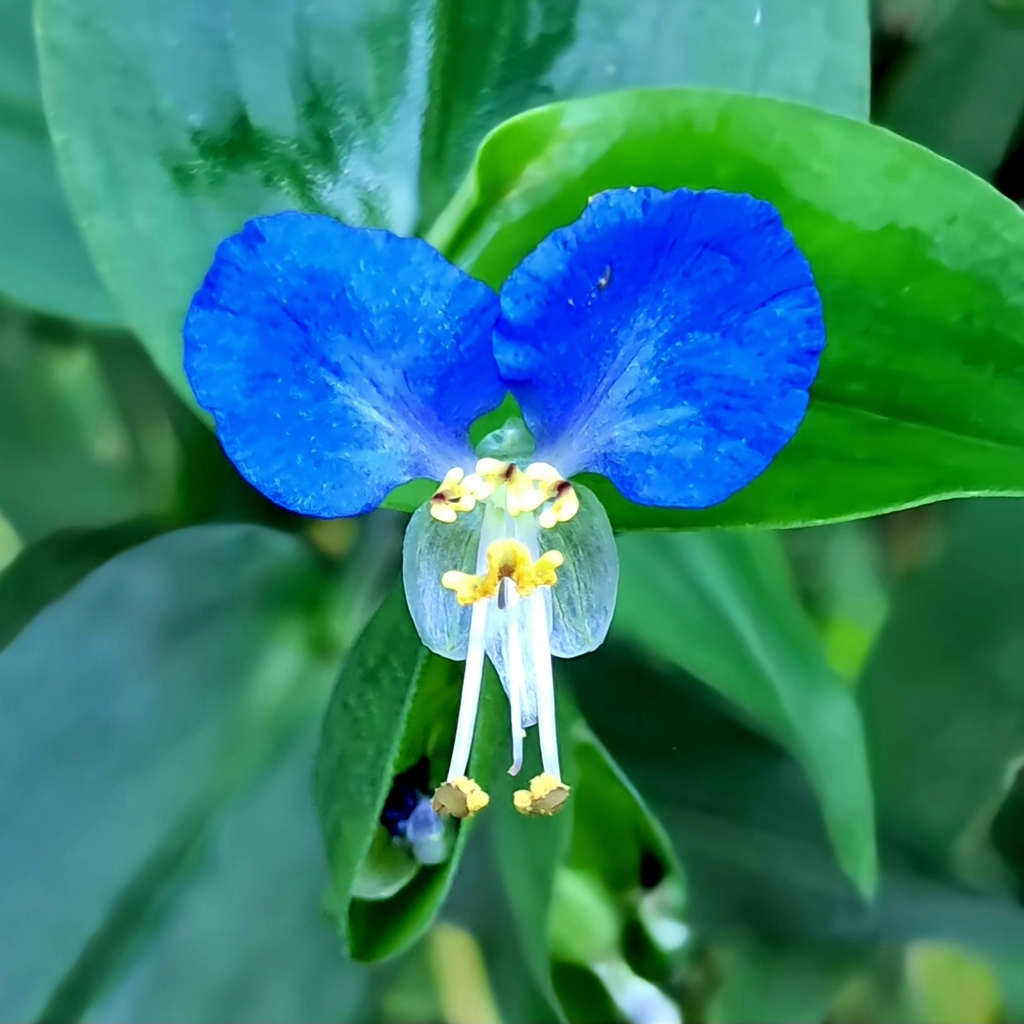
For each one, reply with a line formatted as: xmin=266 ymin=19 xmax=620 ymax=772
xmin=432 ymin=777 xmax=490 ymax=819
xmin=513 ymin=774 xmax=571 ymax=816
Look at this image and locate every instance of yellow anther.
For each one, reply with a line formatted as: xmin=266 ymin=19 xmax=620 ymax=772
xmin=523 ymin=463 xmax=580 ymax=529
xmin=430 ymin=467 xmax=477 ymax=523
xmin=433 ymin=777 xmax=490 ymax=819
xmin=441 ymin=540 xmax=564 ymax=606
xmin=513 ymin=774 xmax=571 ymax=816
xmin=538 ymin=480 xmax=581 ymax=530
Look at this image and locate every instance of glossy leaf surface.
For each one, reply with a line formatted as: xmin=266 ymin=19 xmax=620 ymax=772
xmin=613 ymin=530 xmax=876 ymax=897
xmin=0 ymin=0 xmax=116 ymax=322
xmin=0 ymin=525 xmax=345 ymax=1020
xmin=36 ymin=0 xmax=867 ymax=404
xmin=431 ymin=88 xmax=1024 ymax=530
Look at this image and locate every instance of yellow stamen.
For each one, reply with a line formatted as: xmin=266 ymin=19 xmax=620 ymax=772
xmin=430 ymin=467 xmax=477 ymax=523
xmin=539 ymin=480 xmax=581 ymax=530
xmin=433 ymin=777 xmax=490 ymax=819
xmin=525 ymin=462 xmax=579 ymax=529
xmin=441 ymin=540 xmax=564 ymax=606
xmin=513 ymin=773 xmax=570 ymax=816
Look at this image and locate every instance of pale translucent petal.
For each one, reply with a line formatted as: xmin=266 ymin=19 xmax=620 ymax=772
xmin=486 ymin=592 xmax=541 ymax=729
xmin=540 ymin=483 xmax=618 ymax=658
xmin=402 ymin=502 xmax=483 ymax=659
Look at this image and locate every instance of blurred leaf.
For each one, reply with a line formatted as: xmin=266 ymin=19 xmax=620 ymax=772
xmin=92 ymin=725 xmax=370 ymax=1024
xmin=613 ymin=530 xmax=877 ymax=898
xmin=428 ymin=922 xmax=502 ymax=1024
xmin=876 ymin=0 xmax=1024 ymax=180
xmin=708 ymin=943 xmax=864 ymax=1024
xmin=0 ymin=518 xmax=162 ymax=655
xmin=442 ymin=820 xmax=560 ymax=1024
xmin=568 ymin=641 xmax=1024 ymax=959
xmin=859 ymin=500 xmax=1024 ymax=885
xmin=315 ymin=585 xmax=501 ymax=963
xmin=491 ymin=698 xmax=686 ymax=1023
xmin=0 ymin=305 xmax=177 ymax=542
xmin=36 ymin=0 xmax=867 ymax=403
xmin=903 ymin=942 xmax=1003 ymax=1024
xmin=0 ymin=0 xmax=117 ymax=322
xmin=785 ymin=522 xmax=890 ymax=681
xmin=0 ymin=524 xmax=350 ymax=1020
xmin=490 ymin=705 xmax=575 ymax=1023
xmin=429 ymin=88 xmax=1024 ymax=531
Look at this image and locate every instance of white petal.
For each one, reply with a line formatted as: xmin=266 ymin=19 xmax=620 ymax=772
xmin=540 ymin=483 xmax=618 ymax=658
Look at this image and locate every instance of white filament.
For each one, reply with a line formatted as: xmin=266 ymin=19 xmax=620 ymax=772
xmin=444 ymin=503 xmax=503 ymax=782
xmin=446 ymin=598 xmax=489 ymax=781
xmin=528 ymin=592 xmax=560 ymax=779
xmin=504 ymin=585 xmax=526 ymax=776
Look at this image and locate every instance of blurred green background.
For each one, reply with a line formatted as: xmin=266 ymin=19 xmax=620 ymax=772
xmin=3 ymin=0 xmax=1024 ymax=1021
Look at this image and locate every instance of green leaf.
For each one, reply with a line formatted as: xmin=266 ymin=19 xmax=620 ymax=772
xmin=315 ymin=584 xmax=502 ymax=963
xmin=492 ymin=696 xmax=686 ymax=1022
xmin=428 ymin=88 xmax=1024 ymax=531
xmin=91 ymin=726 xmax=369 ymax=1024
xmin=36 ymin=0 xmax=868 ymax=403
xmin=859 ymin=499 xmax=1024 ymax=886
xmin=569 ymin=641 xmax=1024 ymax=959
xmin=490 ymin=699 xmax=577 ymax=1023
xmin=708 ymin=943 xmax=864 ymax=1024
xmin=0 ymin=305 xmax=177 ymax=542
xmin=0 ymin=518 xmax=162 ymax=655
xmin=875 ymin=0 xmax=1024 ymax=181
xmin=0 ymin=0 xmax=117 ymax=322
xmin=612 ymin=530 xmax=877 ymax=897
xmin=0 ymin=524 xmax=347 ymax=1020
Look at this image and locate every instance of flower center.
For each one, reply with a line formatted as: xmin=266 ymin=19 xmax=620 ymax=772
xmin=429 ymin=459 xmax=580 ymax=528
xmin=428 ymin=458 xmax=577 ymax=820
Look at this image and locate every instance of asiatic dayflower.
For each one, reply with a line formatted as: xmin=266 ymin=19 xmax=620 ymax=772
xmin=183 ymin=186 xmax=824 ymax=825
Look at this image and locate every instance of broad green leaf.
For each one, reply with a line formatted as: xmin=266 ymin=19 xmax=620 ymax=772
xmin=613 ymin=530 xmax=876 ymax=897
xmin=859 ymin=500 xmax=1024 ymax=886
xmin=429 ymin=88 xmax=1024 ymax=531
xmin=0 ymin=524 xmax=349 ymax=1021
xmin=92 ymin=726 xmax=369 ymax=1024
xmin=0 ymin=305 xmax=177 ymax=542
xmin=36 ymin=0 xmax=867 ymax=404
xmin=875 ymin=0 xmax=1024 ymax=181
xmin=0 ymin=0 xmax=116 ymax=322
xmin=315 ymin=584 xmax=502 ymax=963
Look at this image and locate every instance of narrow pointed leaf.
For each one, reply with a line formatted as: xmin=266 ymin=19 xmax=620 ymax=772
xmin=613 ymin=530 xmax=877 ymax=897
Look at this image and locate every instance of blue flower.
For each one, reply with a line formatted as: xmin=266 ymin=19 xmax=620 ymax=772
xmin=184 ymin=186 xmax=825 ymax=819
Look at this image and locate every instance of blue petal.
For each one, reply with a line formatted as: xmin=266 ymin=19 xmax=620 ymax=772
xmin=493 ymin=187 xmax=825 ymax=509
xmin=184 ymin=212 xmax=505 ymax=517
